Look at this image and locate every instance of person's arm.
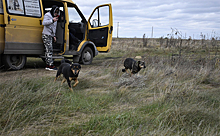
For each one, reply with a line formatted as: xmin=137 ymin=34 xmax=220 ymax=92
xmin=53 ymin=37 xmax=56 ymax=42
xmin=43 ymin=14 xmax=58 ymax=26
xmin=52 ymin=21 xmax=58 ymax=40
xmin=42 ymin=14 xmax=53 ymax=26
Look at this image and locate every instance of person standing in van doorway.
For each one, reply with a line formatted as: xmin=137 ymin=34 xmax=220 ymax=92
xmin=42 ymin=5 xmax=60 ymax=71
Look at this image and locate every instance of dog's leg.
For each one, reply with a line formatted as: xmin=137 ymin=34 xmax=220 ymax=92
xmin=67 ymin=80 xmax=73 ymax=92
xmin=55 ymin=68 xmax=62 ymax=82
xmin=54 ymin=75 xmax=61 ymax=82
xmin=128 ymin=69 xmax=133 ymax=77
xmin=61 ymin=78 xmax=66 ymax=85
xmin=54 ymin=77 xmax=57 ymax=82
xmin=69 ymin=87 xmax=73 ymax=92
xmin=125 ymin=69 xmax=130 ymax=74
xmin=73 ymin=78 xmax=79 ymax=87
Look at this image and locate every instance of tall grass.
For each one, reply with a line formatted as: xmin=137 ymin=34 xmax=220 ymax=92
xmin=0 ymin=38 xmax=220 ymax=135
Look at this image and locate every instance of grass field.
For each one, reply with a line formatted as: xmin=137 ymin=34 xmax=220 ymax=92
xmin=0 ymin=38 xmax=220 ymax=135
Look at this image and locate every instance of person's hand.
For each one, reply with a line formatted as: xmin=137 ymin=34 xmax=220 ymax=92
xmin=53 ymin=17 xmax=58 ymax=22
xmin=54 ymin=37 xmax=56 ymax=42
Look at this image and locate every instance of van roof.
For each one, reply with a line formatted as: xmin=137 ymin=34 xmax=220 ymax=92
xmin=60 ymin=0 xmax=75 ymax=4
xmin=43 ymin=0 xmax=75 ymax=4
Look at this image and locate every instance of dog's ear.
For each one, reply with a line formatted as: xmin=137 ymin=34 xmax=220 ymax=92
xmin=77 ymin=64 xmax=81 ymax=70
xmin=137 ymin=60 xmax=141 ymax=67
xmin=143 ymin=61 xmax=146 ymax=68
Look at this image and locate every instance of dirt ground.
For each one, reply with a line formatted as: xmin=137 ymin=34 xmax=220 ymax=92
xmin=0 ymin=59 xmax=58 ymax=83
xmin=0 ymin=57 xmax=120 ymax=83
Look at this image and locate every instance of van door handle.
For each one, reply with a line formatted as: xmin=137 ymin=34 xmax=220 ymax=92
xmin=8 ymin=15 xmax=10 ymax=24
xmin=39 ymin=20 xmax=42 ymax=25
xmin=0 ymin=24 xmax=6 ymax=27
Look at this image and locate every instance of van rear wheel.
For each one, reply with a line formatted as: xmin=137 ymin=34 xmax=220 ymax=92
xmin=3 ymin=54 xmax=26 ymax=70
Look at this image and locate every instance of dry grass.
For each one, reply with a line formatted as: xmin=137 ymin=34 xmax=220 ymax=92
xmin=0 ymin=38 xmax=220 ymax=135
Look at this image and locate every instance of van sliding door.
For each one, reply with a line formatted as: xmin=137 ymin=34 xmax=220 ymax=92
xmin=3 ymin=0 xmax=44 ymax=55
xmin=0 ymin=0 xmax=4 ymax=54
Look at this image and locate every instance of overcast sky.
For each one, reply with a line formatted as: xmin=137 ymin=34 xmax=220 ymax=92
xmin=74 ymin=0 xmax=220 ymax=39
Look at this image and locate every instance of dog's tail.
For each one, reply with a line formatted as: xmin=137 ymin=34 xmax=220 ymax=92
xmin=122 ymin=69 xmax=126 ymax=72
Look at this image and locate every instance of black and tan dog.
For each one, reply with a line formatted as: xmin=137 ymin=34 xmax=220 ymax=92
xmin=122 ymin=58 xmax=146 ymax=76
xmin=54 ymin=59 xmax=81 ymax=92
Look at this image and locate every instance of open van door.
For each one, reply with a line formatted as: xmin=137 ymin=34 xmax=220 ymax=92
xmin=87 ymin=4 xmax=113 ymax=52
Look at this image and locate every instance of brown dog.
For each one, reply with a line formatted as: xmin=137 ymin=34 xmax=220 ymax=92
xmin=54 ymin=59 xmax=81 ymax=92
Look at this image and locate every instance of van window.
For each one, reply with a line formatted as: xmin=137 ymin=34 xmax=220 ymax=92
xmin=6 ymin=0 xmax=41 ymax=17
xmin=0 ymin=0 xmax=3 ymax=14
xmin=99 ymin=6 xmax=109 ymax=26
xmin=90 ymin=6 xmax=109 ymax=27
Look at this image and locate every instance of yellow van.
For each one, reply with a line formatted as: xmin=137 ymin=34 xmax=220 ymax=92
xmin=0 ymin=0 xmax=113 ymax=70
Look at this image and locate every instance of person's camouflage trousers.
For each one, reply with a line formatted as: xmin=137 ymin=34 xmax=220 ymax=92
xmin=42 ymin=34 xmax=53 ymax=66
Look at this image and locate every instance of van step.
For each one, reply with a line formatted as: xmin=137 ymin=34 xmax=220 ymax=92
xmin=40 ymin=55 xmax=64 ymax=59
xmin=64 ymin=50 xmax=80 ymax=55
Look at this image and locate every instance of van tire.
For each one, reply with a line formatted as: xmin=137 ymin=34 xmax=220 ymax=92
xmin=80 ymin=47 xmax=93 ymax=65
xmin=0 ymin=55 xmax=3 ymax=69
xmin=3 ymin=55 xmax=26 ymax=70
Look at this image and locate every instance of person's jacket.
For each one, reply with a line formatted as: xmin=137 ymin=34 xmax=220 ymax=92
xmin=42 ymin=6 xmax=59 ymax=37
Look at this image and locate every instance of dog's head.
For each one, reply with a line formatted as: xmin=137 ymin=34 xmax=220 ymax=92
xmin=138 ymin=61 xmax=146 ymax=69
xmin=132 ymin=60 xmax=146 ymax=74
xmin=70 ymin=63 xmax=81 ymax=75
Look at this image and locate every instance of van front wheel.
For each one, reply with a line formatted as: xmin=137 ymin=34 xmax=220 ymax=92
xmin=3 ymin=54 xmax=26 ymax=70
xmin=80 ymin=47 xmax=93 ymax=65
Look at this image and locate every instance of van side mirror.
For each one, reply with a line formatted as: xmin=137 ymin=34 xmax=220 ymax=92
xmin=92 ymin=19 xmax=98 ymax=27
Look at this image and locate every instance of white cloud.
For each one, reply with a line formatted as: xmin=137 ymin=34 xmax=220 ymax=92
xmin=73 ymin=0 xmax=220 ymax=39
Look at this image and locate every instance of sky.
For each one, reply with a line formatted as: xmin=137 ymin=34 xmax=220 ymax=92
xmin=73 ymin=0 xmax=220 ymax=39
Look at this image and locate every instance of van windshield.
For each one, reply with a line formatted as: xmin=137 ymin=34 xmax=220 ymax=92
xmin=68 ymin=7 xmax=82 ymax=23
